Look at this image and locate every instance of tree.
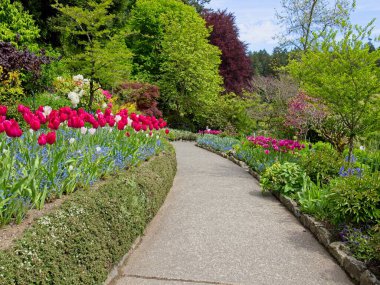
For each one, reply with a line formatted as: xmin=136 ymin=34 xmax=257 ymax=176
xmin=181 ymin=0 xmax=210 ymax=12
xmin=0 ymin=0 xmax=40 ymax=49
xmin=53 ymin=0 xmax=132 ymax=109
xmin=249 ymin=50 xmax=272 ymax=77
xmin=203 ymin=9 xmax=252 ymax=95
xmin=287 ymin=21 xmax=380 ymax=160
xmin=20 ymin=0 xmax=135 ymax=45
xmin=275 ymin=0 xmax=355 ymax=51
xmin=285 ymin=92 xmax=327 ymax=139
xmin=128 ymin=0 xmax=222 ymax=127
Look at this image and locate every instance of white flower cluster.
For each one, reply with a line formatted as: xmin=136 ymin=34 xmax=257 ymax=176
xmin=72 ymin=74 xmax=90 ymax=85
xmin=67 ymin=89 xmax=84 ymax=108
xmin=72 ymin=74 xmax=84 ymax=82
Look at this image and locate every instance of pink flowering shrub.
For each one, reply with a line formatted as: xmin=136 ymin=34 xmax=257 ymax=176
xmin=285 ymin=92 xmax=327 ymax=138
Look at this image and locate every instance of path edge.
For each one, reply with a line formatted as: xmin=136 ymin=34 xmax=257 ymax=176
xmin=195 ymin=143 xmax=380 ymax=285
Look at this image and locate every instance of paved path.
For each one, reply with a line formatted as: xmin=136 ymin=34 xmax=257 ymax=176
xmin=110 ymin=142 xmax=352 ymax=285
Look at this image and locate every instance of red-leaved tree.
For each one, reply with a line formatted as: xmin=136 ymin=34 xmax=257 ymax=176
xmin=116 ymin=82 xmax=162 ymax=117
xmin=203 ymin=10 xmax=252 ymax=95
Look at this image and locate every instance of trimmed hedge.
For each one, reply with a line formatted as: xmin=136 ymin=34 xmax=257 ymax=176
xmin=0 ymin=146 xmax=177 ymax=285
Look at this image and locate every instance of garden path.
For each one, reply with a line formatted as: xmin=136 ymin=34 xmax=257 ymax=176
xmin=108 ymin=142 xmax=352 ymax=285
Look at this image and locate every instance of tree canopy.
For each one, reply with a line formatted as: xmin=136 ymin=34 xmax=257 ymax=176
xmin=287 ymin=21 xmax=380 ymax=158
xmin=203 ymin=9 xmax=252 ymax=95
xmin=276 ymin=0 xmax=355 ymax=51
xmin=127 ymin=0 xmax=223 ymax=127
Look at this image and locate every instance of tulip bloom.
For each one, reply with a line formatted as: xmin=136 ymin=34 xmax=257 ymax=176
xmin=46 ymin=132 xmax=56 ymax=145
xmin=38 ymin=133 xmax=47 ymax=145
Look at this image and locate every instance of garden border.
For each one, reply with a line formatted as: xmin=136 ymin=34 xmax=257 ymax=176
xmin=0 ymin=146 xmax=177 ymax=285
xmin=196 ymin=143 xmax=380 ymax=285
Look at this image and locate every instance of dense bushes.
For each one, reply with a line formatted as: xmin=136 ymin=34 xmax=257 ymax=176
xmin=0 ymin=147 xmax=176 ymax=285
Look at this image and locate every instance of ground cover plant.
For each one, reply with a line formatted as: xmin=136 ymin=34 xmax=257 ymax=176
xmin=0 ymin=104 xmax=169 ymax=226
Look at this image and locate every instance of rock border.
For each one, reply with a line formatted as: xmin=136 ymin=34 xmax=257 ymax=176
xmin=196 ymin=143 xmax=380 ymax=285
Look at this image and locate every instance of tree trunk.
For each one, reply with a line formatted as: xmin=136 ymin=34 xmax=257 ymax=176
xmin=89 ymin=79 xmax=94 ymax=110
xmin=347 ymin=133 xmax=355 ymax=164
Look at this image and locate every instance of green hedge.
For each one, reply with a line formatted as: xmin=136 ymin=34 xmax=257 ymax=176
xmin=0 ymin=146 xmax=177 ymax=285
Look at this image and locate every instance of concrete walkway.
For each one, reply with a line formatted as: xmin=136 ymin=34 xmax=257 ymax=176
xmin=110 ymin=142 xmax=352 ymax=285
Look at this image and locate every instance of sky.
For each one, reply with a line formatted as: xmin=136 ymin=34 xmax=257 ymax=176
xmin=205 ymin=0 xmax=380 ymax=53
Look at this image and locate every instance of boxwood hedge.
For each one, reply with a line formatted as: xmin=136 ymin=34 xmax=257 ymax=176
xmin=0 ymin=146 xmax=176 ymax=285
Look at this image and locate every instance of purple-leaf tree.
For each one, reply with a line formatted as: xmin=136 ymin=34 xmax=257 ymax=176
xmin=203 ymin=9 xmax=252 ymax=95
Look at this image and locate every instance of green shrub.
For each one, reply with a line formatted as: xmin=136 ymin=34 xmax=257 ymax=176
xmin=299 ymin=142 xmax=343 ymax=184
xmin=260 ymin=162 xmax=304 ymax=196
xmin=167 ymin=129 xmax=198 ymax=141
xmin=297 ymin=175 xmax=330 ymax=220
xmin=369 ymin=225 xmax=380 ymax=261
xmin=24 ymin=92 xmax=71 ymax=110
xmin=344 ymin=226 xmax=376 ymax=262
xmin=0 ymin=148 xmax=176 ymax=285
xmin=328 ymin=173 xmax=380 ymax=225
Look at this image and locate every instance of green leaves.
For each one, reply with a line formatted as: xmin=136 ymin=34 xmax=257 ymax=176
xmin=0 ymin=0 xmax=40 ymax=50
xmin=260 ymin=162 xmax=305 ymax=195
xmin=53 ymin=0 xmax=132 ymax=107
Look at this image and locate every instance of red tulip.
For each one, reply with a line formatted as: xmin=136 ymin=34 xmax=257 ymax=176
xmin=30 ymin=119 xmax=41 ymax=131
xmin=46 ymin=132 xmax=56 ymax=145
xmin=4 ymin=119 xmax=23 ymax=137
xmin=38 ymin=133 xmax=47 ymax=145
xmin=165 ymin=129 xmax=170 ymax=135
xmin=125 ymin=132 xmax=130 ymax=137
xmin=0 ymin=105 xmax=7 ymax=116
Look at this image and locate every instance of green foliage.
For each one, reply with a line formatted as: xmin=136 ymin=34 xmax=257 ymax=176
xmin=287 ymin=21 xmax=380 ymax=157
xmin=24 ymin=92 xmax=71 ymax=110
xmin=328 ymin=173 xmax=380 ymax=225
xmin=0 ymin=148 xmax=176 ymax=285
xmin=0 ymin=0 xmax=40 ymax=49
xmin=299 ymin=142 xmax=343 ymax=184
xmin=0 ymin=69 xmax=25 ymax=121
xmin=53 ymin=0 xmax=132 ymax=108
xmin=128 ymin=0 xmax=223 ymax=126
xmin=297 ymin=175 xmax=330 ymax=220
xmin=198 ymin=94 xmax=256 ymax=133
xmin=344 ymin=226 xmax=376 ymax=262
xmin=260 ymin=162 xmax=305 ymax=195
xmin=166 ymin=129 xmax=198 ymax=141
xmin=369 ymin=225 xmax=380 ymax=261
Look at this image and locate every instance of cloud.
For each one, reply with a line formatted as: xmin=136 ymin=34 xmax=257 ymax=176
xmin=238 ymin=20 xmax=281 ymax=51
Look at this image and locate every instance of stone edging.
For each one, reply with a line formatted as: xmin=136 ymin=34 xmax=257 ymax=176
xmin=196 ymin=143 xmax=380 ymax=285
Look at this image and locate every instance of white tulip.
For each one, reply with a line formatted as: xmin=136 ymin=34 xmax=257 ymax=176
xmin=81 ymin=127 xmax=87 ymax=135
xmin=88 ymin=128 xmax=96 ymax=135
xmin=115 ymin=115 xmax=122 ymax=123
xmin=69 ymin=138 xmax=75 ymax=144
xmin=43 ymin=106 xmax=52 ymax=116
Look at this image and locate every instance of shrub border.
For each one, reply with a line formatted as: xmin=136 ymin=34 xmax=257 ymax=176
xmin=196 ymin=143 xmax=380 ymax=285
xmin=0 ymin=146 xmax=177 ymax=285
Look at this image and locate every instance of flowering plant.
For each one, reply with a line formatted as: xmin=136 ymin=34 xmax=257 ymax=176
xmin=246 ymin=135 xmax=305 ymax=154
xmin=198 ymin=129 xmax=222 ymax=135
xmin=0 ymin=103 xmax=170 ymax=226
xmin=52 ymin=75 xmax=108 ymax=110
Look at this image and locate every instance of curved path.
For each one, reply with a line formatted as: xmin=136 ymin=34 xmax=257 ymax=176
xmin=109 ymin=142 xmax=352 ymax=285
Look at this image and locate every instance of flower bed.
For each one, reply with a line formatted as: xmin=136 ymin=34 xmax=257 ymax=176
xmin=0 ymin=104 xmax=169 ymax=226
xmin=0 ymin=146 xmax=176 ymax=285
